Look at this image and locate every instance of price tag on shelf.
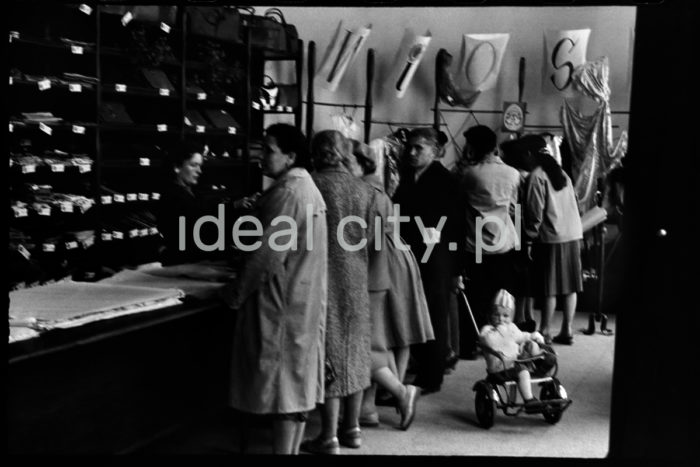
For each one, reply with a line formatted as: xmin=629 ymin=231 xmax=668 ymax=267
xmin=225 ymin=95 xmax=235 ymax=104
xmin=113 ymin=194 xmax=125 ymax=203
xmin=22 ymin=164 xmax=37 ymax=174
xmin=69 ymin=83 xmax=82 ymax=93
xmin=18 ymin=245 xmax=31 ymax=260
xmin=157 ymin=124 xmax=167 ymax=132
xmin=12 ymin=206 xmax=28 ymax=218
xmin=112 ymin=231 xmax=124 ymax=240
xmin=101 ymin=195 xmax=113 ymax=205
xmin=65 ymin=241 xmax=79 ymax=250
xmin=43 ymin=243 xmax=56 ymax=253
xmin=128 ymin=229 xmax=139 ymax=238
xmin=159 ymin=88 xmax=170 ymax=97
xmin=139 ymin=228 xmax=148 ymax=237
xmin=115 ymin=83 xmax=127 ymax=93
xmin=126 ymin=193 xmax=137 ymax=202
xmin=285 ymin=106 xmax=293 ymax=112
xmin=276 ymin=105 xmax=284 ymax=112
xmin=38 ymin=79 xmax=52 ymax=91
xmin=9 ymin=31 xmax=19 ymax=43
xmin=51 ymin=163 xmax=65 ymax=173
xmin=138 ymin=193 xmax=149 ymax=201
xmin=79 ymin=4 xmax=93 ymax=15
xmin=70 ymin=45 xmax=84 ymax=55
xmin=252 ymin=102 xmax=261 ymax=110
xmin=197 ymin=92 xmax=207 ymax=101
xmin=60 ymin=201 xmax=74 ymax=213
xmin=121 ymin=11 xmax=133 ymax=26
xmin=9 ymin=76 xmax=13 ymax=85
xmin=77 ymin=163 xmax=91 ymax=173
xmin=228 ymin=126 xmax=237 ymax=135
xmin=39 ymin=122 xmax=53 ymax=135
xmin=81 ymin=236 xmax=95 ymax=249
xmin=196 ymin=125 xmax=205 ymax=133
xmin=101 ymin=232 xmax=113 ymax=242
xmin=149 ymin=227 xmax=159 ymax=236
xmin=151 ymin=192 xmax=161 ymax=200
xmin=72 ymin=125 xmax=86 ymax=134
xmin=160 ymin=22 xmax=171 ymax=34
xmin=37 ymin=206 xmax=51 ymax=216
xmin=9 ymin=123 xmax=13 ymax=133
xmin=138 ymin=157 xmax=150 ymax=167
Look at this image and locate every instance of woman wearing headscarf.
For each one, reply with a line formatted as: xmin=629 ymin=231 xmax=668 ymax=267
xmin=300 ymin=130 xmax=375 ymax=454
xmin=225 ymin=124 xmax=327 ymax=454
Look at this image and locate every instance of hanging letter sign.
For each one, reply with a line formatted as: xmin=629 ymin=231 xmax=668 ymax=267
xmin=458 ymin=33 xmax=510 ymax=92
xmin=543 ymin=29 xmax=590 ymax=94
xmin=391 ymin=29 xmax=432 ymax=99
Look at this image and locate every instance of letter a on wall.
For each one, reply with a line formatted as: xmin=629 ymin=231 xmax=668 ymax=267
xmin=391 ymin=29 xmax=432 ymax=98
xmin=458 ymin=33 xmax=510 ymax=92
xmin=543 ymin=29 xmax=591 ymax=94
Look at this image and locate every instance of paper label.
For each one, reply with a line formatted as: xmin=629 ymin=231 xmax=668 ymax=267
xmin=159 ymin=88 xmax=170 ymax=97
xmin=262 ymin=103 xmax=271 ymax=111
xmin=127 ymin=193 xmax=137 ymax=201
xmin=151 ymin=192 xmax=161 ymax=200
xmin=13 ymin=206 xmax=28 ymax=217
xmin=197 ymin=92 xmax=207 ymax=101
xmin=39 ymin=122 xmax=52 ymax=135
xmin=285 ymin=106 xmax=293 ymax=112
xmin=139 ymin=228 xmax=148 ymax=237
xmin=149 ymin=227 xmax=159 ymax=235
xmin=71 ymin=45 xmax=84 ymax=55
xmin=9 ymin=76 xmax=13 ymax=85
xmin=101 ymin=195 xmax=112 ymax=204
xmin=38 ymin=206 xmax=51 ymax=216
xmin=225 ymin=95 xmax=235 ymax=104
xmin=157 ymin=124 xmax=167 ymax=132
xmin=38 ymin=79 xmax=51 ymax=91
xmin=22 ymin=164 xmax=36 ymax=174
xmin=196 ymin=125 xmax=205 ymax=133
xmin=79 ymin=4 xmax=93 ymax=15
xmin=65 ymin=241 xmax=78 ymax=250
xmin=121 ymin=12 xmax=133 ymax=26
xmin=9 ymin=123 xmax=13 ymax=133
xmin=69 ymin=83 xmax=82 ymax=93
xmin=112 ymin=231 xmax=124 ymax=240
xmin=43 ymin=243 xmax=56 ymax=252
xmin=77 ymin=163 xmax=91 ymax=173
xmin=9 ymin=31 xmax=20 ymax=43
xmin=160 ymin=22 xmax=171 ymax=34
xmin=82 ymin=236 xmax=95 ymax=249
xmin=72 ymin=125 xmax=86 ymax=134
xmin=228 ymin=127 xmax=237 ymax=135
xmin=101 ymin=232 xmax=112 ymax=241
xmin=115 ymin=83 xmax=127 ymax=92
xmin=252 ymin=102 xmax=261 ymax=110
xmin=129 ymin=229 xmax=139 ymax=238
xmin=18 ymin=244 xmax=31 ymax=259
xmin=113 ymin=194 xmax=125 ymax=203
xmin=51 ymin=164 xmax=65 ymax=173
xmin=276 ymin=105 xmax=284 ymax=112
xmin=138 ymin=193 xmax=149 ymax=201
xmin=60 ymin=202 xmax=74 ymax=213
xmin=139 ymin=157 xmax=150 ymax=166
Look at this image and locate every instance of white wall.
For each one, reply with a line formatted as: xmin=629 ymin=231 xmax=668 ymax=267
xmin=257 ymin=6 xmax=635 ymax=167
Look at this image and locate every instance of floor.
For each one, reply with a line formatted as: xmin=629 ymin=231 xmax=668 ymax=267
xmin=139 ymin=312 xmax=616 ymax=457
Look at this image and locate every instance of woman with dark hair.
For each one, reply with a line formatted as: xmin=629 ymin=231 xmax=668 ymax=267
xmin=225 ymin=123 xmax=328 ymax=454
xmin=300 ymin=130 xmax=375 ymax=454
xmin=349 ymin=140 xmax=429 ymax=430
xmin=157 ymin=142 xmax=257 ymax=265
xmin=392 ymin=127 xmax=465 ymax=395
xmin=522 ymin=134 xmax=583 ymax=345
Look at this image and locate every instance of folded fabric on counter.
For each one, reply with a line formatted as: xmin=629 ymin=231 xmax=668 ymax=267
xmin=9 ymin=281 xmax=184 ymax=331
xmin=9 ymin=326 xmax=40 ymax=343
xmin=100 ymin=268 xmax=229 ymax=301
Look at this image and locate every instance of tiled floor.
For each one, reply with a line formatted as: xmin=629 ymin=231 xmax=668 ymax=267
xmin=139 ymin=312 xmax=616 ymax=456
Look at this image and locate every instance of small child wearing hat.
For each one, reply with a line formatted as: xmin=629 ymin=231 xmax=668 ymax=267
xmin=479 ymin=289 xmax=546 ymax=408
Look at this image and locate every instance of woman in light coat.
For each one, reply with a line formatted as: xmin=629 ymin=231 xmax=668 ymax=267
xmin=226 ymin=124 xmax=327 ymax=454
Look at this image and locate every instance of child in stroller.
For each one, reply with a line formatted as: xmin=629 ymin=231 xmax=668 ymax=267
xmin=470 ymin=288 xmax=570 ymax=428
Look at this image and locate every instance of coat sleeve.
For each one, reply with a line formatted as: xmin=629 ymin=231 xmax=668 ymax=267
xmin=524 ymin=173 xmax=546 ymax=241
xmin=226 ymin=185 xmax=301 ymax=309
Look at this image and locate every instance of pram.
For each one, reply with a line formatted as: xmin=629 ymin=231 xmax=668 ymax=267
xmin=458 ymin=289 xmax=572 ymax=428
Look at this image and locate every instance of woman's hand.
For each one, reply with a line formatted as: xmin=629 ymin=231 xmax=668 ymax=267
xmin=233 ymin=193 xmax=260 ymax=210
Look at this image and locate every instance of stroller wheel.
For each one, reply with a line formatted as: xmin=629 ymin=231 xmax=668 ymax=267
xmin=540 ymin=382 xmax=564 ymax=424
xmin=474 ymin=384 xmax=496 ymax=429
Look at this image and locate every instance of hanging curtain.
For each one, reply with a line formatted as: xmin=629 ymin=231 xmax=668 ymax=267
xmin=561 ymin=56 xmax=627 ymax=212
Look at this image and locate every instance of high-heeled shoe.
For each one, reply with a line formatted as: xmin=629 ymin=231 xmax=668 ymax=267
xmin=398 ymin=384 xmax=419 ymax=430
xmin=300 ymin=436 xmax=340 ymax=455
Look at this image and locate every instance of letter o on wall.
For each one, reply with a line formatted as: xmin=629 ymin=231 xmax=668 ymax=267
xmin=465 ymin=41 xmax=497 ymax=88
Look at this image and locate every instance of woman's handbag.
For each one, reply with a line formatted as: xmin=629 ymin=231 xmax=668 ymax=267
xmin=242 ymin=8 xmax=298 ymax=54
xmin=189 ymin=6 xmax=242 ymax=43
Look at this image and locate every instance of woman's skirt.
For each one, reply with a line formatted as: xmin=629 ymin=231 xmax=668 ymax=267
xmin=532 ymin=240 xmax=584 ymax=296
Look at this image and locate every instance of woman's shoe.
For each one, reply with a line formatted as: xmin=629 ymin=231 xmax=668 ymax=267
xmin=398 ymin=385 xmax=419 ymax=430
xmin=300 ymin=436 xmax=340 ymax=455
xmin=338 ymin=426 xmax=362 ymax=448
xmin=359 ymin=411 xmax=379 ymax=427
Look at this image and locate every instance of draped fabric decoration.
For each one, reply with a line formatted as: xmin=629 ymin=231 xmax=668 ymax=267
xmin=561 ymin=56 xmax=627 ymax=212
xmin=458 ymin=33 xmax=510 ymax=92
xmin=369 ymin=135 xmax=406 ymax=197
xmin=316 ymin=22 xmax=372 ymax=92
